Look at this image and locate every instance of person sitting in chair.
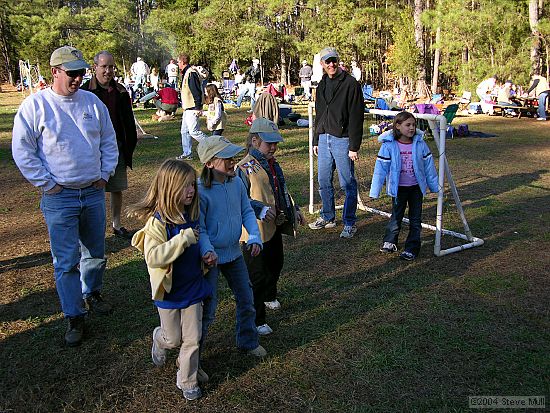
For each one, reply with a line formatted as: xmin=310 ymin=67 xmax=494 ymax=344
xmin=497 ymin=80 xmax=519 ymax=116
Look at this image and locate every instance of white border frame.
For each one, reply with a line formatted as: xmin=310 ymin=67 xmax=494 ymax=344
xmin=307 ymin=104 xmax=484 ymax=257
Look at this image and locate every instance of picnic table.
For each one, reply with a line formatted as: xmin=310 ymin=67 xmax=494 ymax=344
xmin=492 ymin=96 xmax=537 ymax=119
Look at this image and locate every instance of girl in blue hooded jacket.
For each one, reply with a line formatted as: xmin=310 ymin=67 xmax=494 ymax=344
xmin=369 ymin=111 xmax=439 ymax=260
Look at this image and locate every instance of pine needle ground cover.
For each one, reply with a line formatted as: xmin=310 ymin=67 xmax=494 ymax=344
xmin=1 ymin=90 xmax=549 ymax=412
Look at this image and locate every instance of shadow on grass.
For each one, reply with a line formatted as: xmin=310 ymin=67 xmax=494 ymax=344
xmin=1 ymin=186 xmax=548 ymax=412
xmin=458 ymin=170 xmax=549 ymax=201
xmin=0 ymin=250 xmax=51 ymax=275
xmin=0 ymin=235 xmax=137 ymax=325
xmin=1 ymin=110 xmax=549 ymax=411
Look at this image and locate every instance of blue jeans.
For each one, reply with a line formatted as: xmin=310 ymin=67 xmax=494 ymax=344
xmin=40 ymin=186 xmax=107 ymax=318
xmin=201 ymin=255 xmax=259 ymax=351
xmin=236 ymin=82 xmax=256 ymax=109
xmin=181 ymin=110 xmax=208 ymax=156
xmin=538 ymin=92 xmax=548 ymax=119
xmin=317 ymin=134 xmax=358 ymax=226
xmin=383 ymin=185 xmax=423 ymax=255
xmin=133 ymin=74 xmax=146 ymax=91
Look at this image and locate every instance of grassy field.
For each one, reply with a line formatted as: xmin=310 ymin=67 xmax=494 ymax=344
xmin=1 ymin=87 xmax=549 ymax=412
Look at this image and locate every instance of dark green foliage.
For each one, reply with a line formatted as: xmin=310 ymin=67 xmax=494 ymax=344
xmin=2 ymin=0 xmax=549 ymax=91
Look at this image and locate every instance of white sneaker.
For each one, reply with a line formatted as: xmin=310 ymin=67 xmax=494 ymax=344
xmin=339 ymin=225 xmax=357 ymax=238
xmin=308 ymin=217 xmax=337 ymax=230
xmin=176 ymin=384 xmax=202 ymax=401
xmin=247 ymin=344 xmax=267 ymax=357
xmin=264 ymin=299 xmax=281 ymax=310
xmin=256 ymin=324 xmax=273 ymax=336
xmin=380 ymin=242 xmax=398 ymax=253
xmin=151 ymin=327 xmax=167 ymax=367
xmin=537 ymin=117 xmax=546 ymax=121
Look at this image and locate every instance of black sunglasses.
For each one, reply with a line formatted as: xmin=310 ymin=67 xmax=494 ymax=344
xmin=324 ymin=57 xmax=338 ymax=65
xmin=58 ymin=68 xmax=86 ymax=78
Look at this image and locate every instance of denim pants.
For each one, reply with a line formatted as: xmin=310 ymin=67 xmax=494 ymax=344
xmin=181 ymin=110 xmax=208 ymax=156
xmin=538 ymin=92 xmax=548 ymax=119
xmin=133 ymin=74 xmax=146 ymax=91
xmin=168 ymin=77 xmax=177 ymax=87
xmin=317 ymin=134 xmax=358 ymax=226
xmin=242 ymin=229 xmax=284 ymax=326
xmin=156 ymin=303 xmax=202 ymax=390
xmin=383 ymin=185 xmax=423 ymax=256
xmin=236 ymin=82 xmax=256 ymax=109
xmin=40 ymin=186 xmax=107 ymax=318
xmin=301 ymin=80 xmax=311 ymax=99
xmin=201 ymin=255 xmax=259 ymax=350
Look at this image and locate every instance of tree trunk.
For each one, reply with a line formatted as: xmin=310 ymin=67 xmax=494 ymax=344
xmin=280 ymin=44 xmax=288 ymax=85
xmin=0 ymin=13 xmax=13 ymax=84
xmin=258 ymin=47 xmax=264 ymax=86
xmin=414 ymin=0 xmax=430 ymax=98
xmin=432 ymin=25 xmax=441 ymax=93
xmin=529 ymin=0 xmax=542 ymax=74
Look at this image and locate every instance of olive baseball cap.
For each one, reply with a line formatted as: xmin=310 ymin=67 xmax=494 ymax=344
xmin=197 ymin=136 xmax=244 ymax=163
xmin=319 ymin=47 xmax=339 ymax=62
xmin=250 ymin=118 xmax=283 ymax=143
xmin=50 ymin=46 xmax=90 ymax=70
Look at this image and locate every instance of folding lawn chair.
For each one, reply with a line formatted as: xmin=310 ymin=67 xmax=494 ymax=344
xmin=294 ymin=86 xmax=305 ymax=104
xmin=442 ymin=104 xmax=459 ymax=138
xmin=458 ymin=91 xmax=472 ymax=111
xmin=363 ymin=84 xmax=376 ymax=108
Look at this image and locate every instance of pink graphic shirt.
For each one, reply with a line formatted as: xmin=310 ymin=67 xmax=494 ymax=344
xmin=397 ymin=140 xmax=418 ymax=186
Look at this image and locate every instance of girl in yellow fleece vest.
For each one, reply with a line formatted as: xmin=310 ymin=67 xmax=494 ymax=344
xmin=129 ymin=159 xmax=211 ymax=401
xmin=237 ymin=118 xmax=305 ymax=336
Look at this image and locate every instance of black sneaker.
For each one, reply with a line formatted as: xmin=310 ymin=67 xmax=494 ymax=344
xmin=65 ymin=316 xmax=85 ymax=347
xmin=399 ymin=251 xmax=416 ymax=261
xmin=113 ymin=226 xmax=133 ymax=239
xmin=85 ymin=291 xmax=113 ymax=315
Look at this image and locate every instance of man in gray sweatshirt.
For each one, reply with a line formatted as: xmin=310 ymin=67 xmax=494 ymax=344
xmin=12 ymin=46 xmax=118 ymax=347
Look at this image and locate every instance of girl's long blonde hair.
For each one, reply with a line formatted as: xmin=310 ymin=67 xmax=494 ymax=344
xmin=127 ymin=159 xmax=199 ymax=224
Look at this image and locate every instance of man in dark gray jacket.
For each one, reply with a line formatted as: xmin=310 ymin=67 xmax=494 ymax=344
xmin=309 ymin=47 xmax=364 ymax=239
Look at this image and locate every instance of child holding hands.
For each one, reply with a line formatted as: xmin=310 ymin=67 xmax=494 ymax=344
xmin=369 ymin=111 xmax=439 ymax=260
xmin=130 ymin=159 xmax=211 ymax=401
xmin=197 ymin=136 xmax=267 ymax=357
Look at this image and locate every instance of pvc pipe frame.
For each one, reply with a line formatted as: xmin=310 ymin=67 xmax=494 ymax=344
xmin=308 ymin=105 xmax=484 ymax=257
